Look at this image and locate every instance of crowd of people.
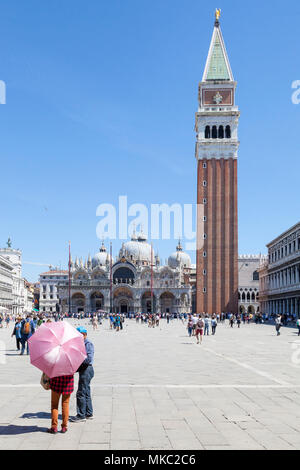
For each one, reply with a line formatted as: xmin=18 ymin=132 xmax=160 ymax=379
xmin=0 ymin=311 xmax=95 ymax=433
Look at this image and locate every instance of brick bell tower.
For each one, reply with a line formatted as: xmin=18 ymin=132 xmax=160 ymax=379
xmin=195 ymin=10 xmax=239 ymax=315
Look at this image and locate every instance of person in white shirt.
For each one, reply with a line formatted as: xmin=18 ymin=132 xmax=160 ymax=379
xmin=192 ymin=314 xmax=198 ymax=336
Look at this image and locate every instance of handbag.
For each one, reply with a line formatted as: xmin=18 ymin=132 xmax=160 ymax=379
xmin=40 ymin=372 xmax=50 ymax=390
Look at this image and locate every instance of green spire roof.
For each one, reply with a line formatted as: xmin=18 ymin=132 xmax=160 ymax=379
xmin=203 ymin=25 xmax=233 ymax=81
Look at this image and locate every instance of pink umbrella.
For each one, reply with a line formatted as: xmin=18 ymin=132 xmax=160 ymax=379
xmin=28 ymin=321 xmax=87 ymax=378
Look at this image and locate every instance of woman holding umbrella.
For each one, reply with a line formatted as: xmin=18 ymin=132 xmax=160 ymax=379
xmin=28 ymin=320 xmax=87 ymax=434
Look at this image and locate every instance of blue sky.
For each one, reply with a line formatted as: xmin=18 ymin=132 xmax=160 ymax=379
xmin=0 ymin=0 xmax=299 ymax=282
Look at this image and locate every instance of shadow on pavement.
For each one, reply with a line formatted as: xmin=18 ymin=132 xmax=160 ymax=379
xmin=21 ymin=412 xmax=61 ymax=420
xmin=5 ymin=353 xmax=25 ymax=356
xmin=0 ymin=425 xmax=48 ymax=435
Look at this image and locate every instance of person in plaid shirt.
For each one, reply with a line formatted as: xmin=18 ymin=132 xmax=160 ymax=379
xmin=48 ymin=374 xmax=74 ymax=434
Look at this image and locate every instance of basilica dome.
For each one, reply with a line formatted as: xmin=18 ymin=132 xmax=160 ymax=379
xmin=122 ymin=231 xmax=152 ymax=262
xmin=168 ymin=241 xmax=191 ymax=269
xmin=92 ymin=243 xmax=113 ymax=268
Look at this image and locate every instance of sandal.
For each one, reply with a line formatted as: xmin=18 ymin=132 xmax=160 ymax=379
xmin=47 ymin=427 xmax=58 ymax=434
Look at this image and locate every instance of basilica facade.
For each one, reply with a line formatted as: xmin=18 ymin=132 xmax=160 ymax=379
xmin=57 ymin=233 xmax=192 ymax=315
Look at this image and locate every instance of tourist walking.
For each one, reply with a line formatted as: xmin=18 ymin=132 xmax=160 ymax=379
xmin=204 ymin=315 xmax=210 ymax=335
xmin=187 ymin=317 xmax=193 ymax=337
xmin=275 ymin=315 xmax=282 ymax=336
xmin=192 ymin=314 xmax=198 ymax=336
xmin=11 ymin=317 xmax=22 ymax=350
xmin=195 ymin=316 xmax=204 ymax=344
xmin=297 ymin=318 xmax=300 ymax=336
xmin=92 ymin=315 xmax=98 ymax=331
xmin=115 ymin=314 xmax=121 ymax=331
xmin=5 ymin=315 xmax=10 ymax=328
xmin=211 ymin=315 xmax=217 ymax=335
xmin=70 ymin=327 xmax=95 ymax=422
xmin=48 ymin=374 xmax=74 ymax=434
xmin=20 ymin=314 xmax=36 ymax=355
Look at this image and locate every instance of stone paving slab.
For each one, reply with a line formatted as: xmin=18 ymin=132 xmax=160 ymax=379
xmin=1 ymin=319 xmax=300 ymax=449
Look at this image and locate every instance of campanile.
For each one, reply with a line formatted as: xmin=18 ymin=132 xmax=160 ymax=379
xmin=195 ymin=11 xmax=239 ymax=315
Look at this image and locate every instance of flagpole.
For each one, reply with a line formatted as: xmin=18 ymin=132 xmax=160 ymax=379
xmin=110 ymin=242 xmax=113 ymax=314
xmin=151 ymin=243 xmax=154 ymax=315
xmin=68 ymin=241 xmax=71 ymax=316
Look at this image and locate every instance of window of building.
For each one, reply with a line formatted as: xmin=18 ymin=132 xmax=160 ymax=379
xmin=203 ymin=162 xmax=207 ymax=168
xmin=203 ymin=180 xmax=207 ymax=187
xmin=212 ymin=126 xmax=217 ymax=139
xmin=203 ymin=287 xmax=206 ymax=293
xmin=203 ymin=252 xmax=207 ymax=257
xmin=203 ymin=269 xmax=207 ymax=275
xmin=205 ymin=126 xmax=210 ymax=139
xmin=203 ymin=216 xmax=207 ymax=222
xmin=203 ymin=198 xmax=207 ymax=204
xmin=225 ymin=125 xmax=231 ymax=138
xmin=218 ymin=125 xmax=224 ymax=139
xmin=253 ymin=270 xmax=259 ymax=281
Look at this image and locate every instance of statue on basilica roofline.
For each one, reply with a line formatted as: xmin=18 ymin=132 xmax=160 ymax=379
xmin=7 ymin=237 xmax=12 ymax=248
xmin=215 ymin=8 xmax=221 ymax=23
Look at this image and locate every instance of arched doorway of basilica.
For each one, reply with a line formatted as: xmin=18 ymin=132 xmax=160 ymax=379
xmin=72 ymin=293 xmax=85 ymax=313
xmin=90 ymin=292 xmax=104 ymax=312
xmin=160 ymin=292 xmax=175 ymax=314
xmin=141 ymin=292 xmax=156 ymax=313
xmin=113 ymin=287 xmax=133 ymax=314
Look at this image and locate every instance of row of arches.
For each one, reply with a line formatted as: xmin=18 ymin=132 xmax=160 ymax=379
xmin=72 ymin=265 xmax=177 ymax=283
xmin=238 ymin=291 xmax=259 ymax=302
xmin=69 ymin=290 xmax=190 ymax=314
xmin=205 ymin=125 xmax=231 ymax=139
xmin=239 ymin=305 xmax=258 ymax=315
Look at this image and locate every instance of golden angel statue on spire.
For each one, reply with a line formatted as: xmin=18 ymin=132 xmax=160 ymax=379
xmin=215 ymin=8 xmax=221 ymax=21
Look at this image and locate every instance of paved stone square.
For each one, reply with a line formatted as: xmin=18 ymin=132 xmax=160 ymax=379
xmin=1 ymin=319 xmax=300 ymax=450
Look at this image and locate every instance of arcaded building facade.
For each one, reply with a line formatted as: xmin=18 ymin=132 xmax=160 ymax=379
xmin=238 ymin=255 xmax=267 ymax=315
xmin=259 ymin=222 xmax=300 ymax=317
